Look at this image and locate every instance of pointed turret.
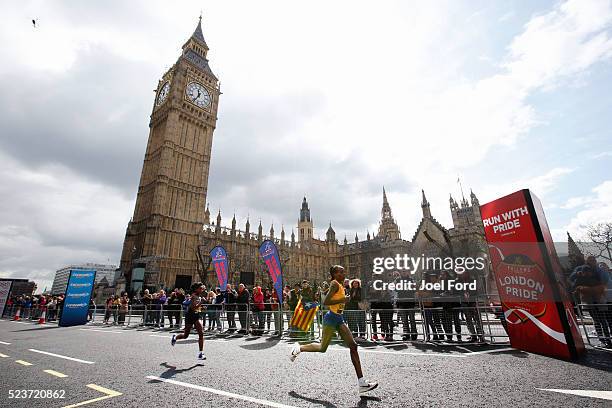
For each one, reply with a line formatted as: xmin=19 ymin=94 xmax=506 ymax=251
xmin=470 ymin=189 xmax=479 ymax=206
xmin=381 ymin=186 xmax=393 ymax=219
xmin=204 ymin=203 xmax=211 ymax=224
xmin=269 ymin=223 xmax=275 ymax=240
xmin=245 ymin=216 xmax=250 ymax=235
xmin=192 ymin=15 xmax=208 ymax=48
xmin=291 ymin=229 xmax=296 ymax=245
xmin=183 ymin=15 xmax=209 ymax=55
xmin=421 ymin=189 xmax=432 ymax=218
xmin=355 ymin=233 xmax=359 ymax=243
xmin=344 ymin=235 xmax=348 ymax=245
xmin=231 ymin=213 xmax=236 ymax=230
xmin=281 ymin=225 xmax=285 ymax=243
xmin=326 ymin=222 xmax=336 ymax=242
xmin=379 ymin=186 xmax=400 ymax=240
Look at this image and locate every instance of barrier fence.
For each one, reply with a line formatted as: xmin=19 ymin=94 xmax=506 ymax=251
xmin=2 ymin=299 xmax=611 ymax=348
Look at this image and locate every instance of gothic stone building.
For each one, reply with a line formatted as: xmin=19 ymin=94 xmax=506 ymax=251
xmin=120 ymin=18 xmax=492 ymax=296
xmin=199 ymin=188 xmax=492 ymax=296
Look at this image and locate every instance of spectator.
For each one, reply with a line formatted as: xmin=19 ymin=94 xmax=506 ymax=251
xmin=156 ymin=290 xmax=167 ymax=327
xmin=142 ymin=289 xmax=153 ymax=325
xmin=418 ymin=274 xmax=443 ymax=341
xmin=346 ymin=279 xmax=366 ymax=339
xmin=224 ymin=284 xmax=238 ymax=331
xmin=213 ymin=288 xmax=224 ymax=331
xmin=236 ymin=284 xmax=250 ymax=334
xmin=570 ymin=256 xmax=610 ymax=347
xmin=270 ymin=288 xmax=281 ymax=336
xmin=167 ymin=289 xmax=184 ymax=329
xmin=263 ymin=288 xmax=272 ymax=333
xmin=252 ymin=285 xmax=265 ymax=335
xmin=103 ymin=296 xmax=113 ymax=324
xmin=118 ymin=293 xmax=129 ymax=325
xmin=396 ymin=274 xmax=418 ymax=341
xmin=440 ymin=271 xmax=462 ymax=342
xmin=459 ymin=271 xmax=484 ymax=342
xmin=206 ymin=290 xmax=217 ymax=331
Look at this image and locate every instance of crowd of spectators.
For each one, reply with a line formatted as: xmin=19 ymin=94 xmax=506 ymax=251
xmin=3 ymin=257 xmax=610 ymax=347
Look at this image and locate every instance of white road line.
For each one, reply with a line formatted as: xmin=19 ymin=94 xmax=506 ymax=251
xmin=79 ymin=329 xmax=125 ymax=334
xmin=465 ymin=347 xmax=516 ymax=355
xmin=146 ymin=376 xmax=299 ymax=408
xmin=28 ymin=349 xmax=95 ymax=364
xmin=0 ymin=341 xmax=11 ymax=345
xmin=537 ymin=388 xmax=612 ymax=401
xmin=0 ymin=353 xmax=9 ymax=358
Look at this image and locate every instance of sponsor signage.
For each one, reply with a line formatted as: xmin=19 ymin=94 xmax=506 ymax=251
xmin=480 ymin=189 xmax=584 ymax=360
xmin=59 ymin=270 xmax=96 ymax=327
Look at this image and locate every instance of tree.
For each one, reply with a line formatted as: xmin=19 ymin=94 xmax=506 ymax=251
xmin=584 ymin=222 xmax=612 ymax=263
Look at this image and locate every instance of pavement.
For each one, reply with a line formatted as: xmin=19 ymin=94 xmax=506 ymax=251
xmin=0 ymin=318 xmax=610 ymax=408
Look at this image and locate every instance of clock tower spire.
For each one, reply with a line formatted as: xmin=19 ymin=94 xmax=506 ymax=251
xmin=120 ymin=16 xmax=221 ymax=292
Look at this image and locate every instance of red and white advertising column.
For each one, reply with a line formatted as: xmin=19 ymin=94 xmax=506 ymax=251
xmin=480 ymin=189 xmax=585 ymax=360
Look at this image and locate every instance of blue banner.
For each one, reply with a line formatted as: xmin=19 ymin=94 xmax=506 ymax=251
xmin=59 ymin=270 xmax=96 ymax=327
xmin=210 ymin=246 xmax=229 ymax=291
xmin=259 ymin=240 xmax=284 ymax=304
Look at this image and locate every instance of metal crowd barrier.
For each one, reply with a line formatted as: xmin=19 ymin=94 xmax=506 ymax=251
xmin=15 ymin=297 xmax=612 ymax=350
xmin=576 ymin=302 xmax=612 ymax=349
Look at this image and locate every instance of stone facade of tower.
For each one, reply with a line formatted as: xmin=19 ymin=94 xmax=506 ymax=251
xmin=120 ymin=18 xmax=220 ymax=291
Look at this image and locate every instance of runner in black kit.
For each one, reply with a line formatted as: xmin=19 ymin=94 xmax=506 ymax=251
xmin=171 ymin=282 xmax=206 ymax=360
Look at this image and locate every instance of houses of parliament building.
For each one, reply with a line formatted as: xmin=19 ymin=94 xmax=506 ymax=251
xmin=119 ymin=18 xmax=492 ymax=296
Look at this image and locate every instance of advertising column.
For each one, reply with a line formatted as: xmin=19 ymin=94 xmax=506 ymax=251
xmin=59 ymin=269 xmax=96 ymax=327
xmin=480 ymin=189 xmax=584 ymax=360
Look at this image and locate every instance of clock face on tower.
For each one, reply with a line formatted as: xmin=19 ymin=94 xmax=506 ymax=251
xmin=185 ymin=81 xmax=211 ymax=109
xmin=156 ymin=81 xmax=170 ymax=106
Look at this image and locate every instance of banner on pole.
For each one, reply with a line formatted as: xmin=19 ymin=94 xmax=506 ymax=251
xmin=210 ymin=246 xmax=229 ymax=291
xmin=480 ymin=189 xmax=584 ymax=360
xmin=259 ymin=240 xmax=284 ymax=304
xmin=59 ymin=270 xmax=96 ymax=327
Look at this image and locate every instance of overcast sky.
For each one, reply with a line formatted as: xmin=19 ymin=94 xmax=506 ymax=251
xmin=1 ymin=0 xmax=611 ymax=292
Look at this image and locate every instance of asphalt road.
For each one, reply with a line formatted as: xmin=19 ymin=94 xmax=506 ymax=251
xmin=0 ymin=318 xmax=610 ymax=408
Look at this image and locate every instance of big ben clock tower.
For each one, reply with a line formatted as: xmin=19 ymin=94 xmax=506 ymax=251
xmin=120 ymin=17 xmax=220 ymax=291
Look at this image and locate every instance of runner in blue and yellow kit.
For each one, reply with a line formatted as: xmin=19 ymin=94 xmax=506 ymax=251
xmin=290 ymin=265 xmax=378 ymax=394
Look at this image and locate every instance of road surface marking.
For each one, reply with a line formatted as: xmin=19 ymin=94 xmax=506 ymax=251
xmin=0 ymin=353 xmax=9 ymax=357
xmin=79 ymin=329 xmax=124 ymax=334
xmin=44 ymin=369 xmax=68 ymax=378
xmin=16 ymin=360 xmax=33 ymax=366
xmin=61 ymin=384 xmax=122 ymax=407
xmin=0 ymin=341 xmax=11 ymax=345
xmin=537 ymin=388 xmax=612 ymax=401
xmin=28 ymin=349 xmax=95 ymax=364
xmin=465 ymin=347 xmax=516 ymax=355
xmin=146 ymin=376 xmax=299 ymax=408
